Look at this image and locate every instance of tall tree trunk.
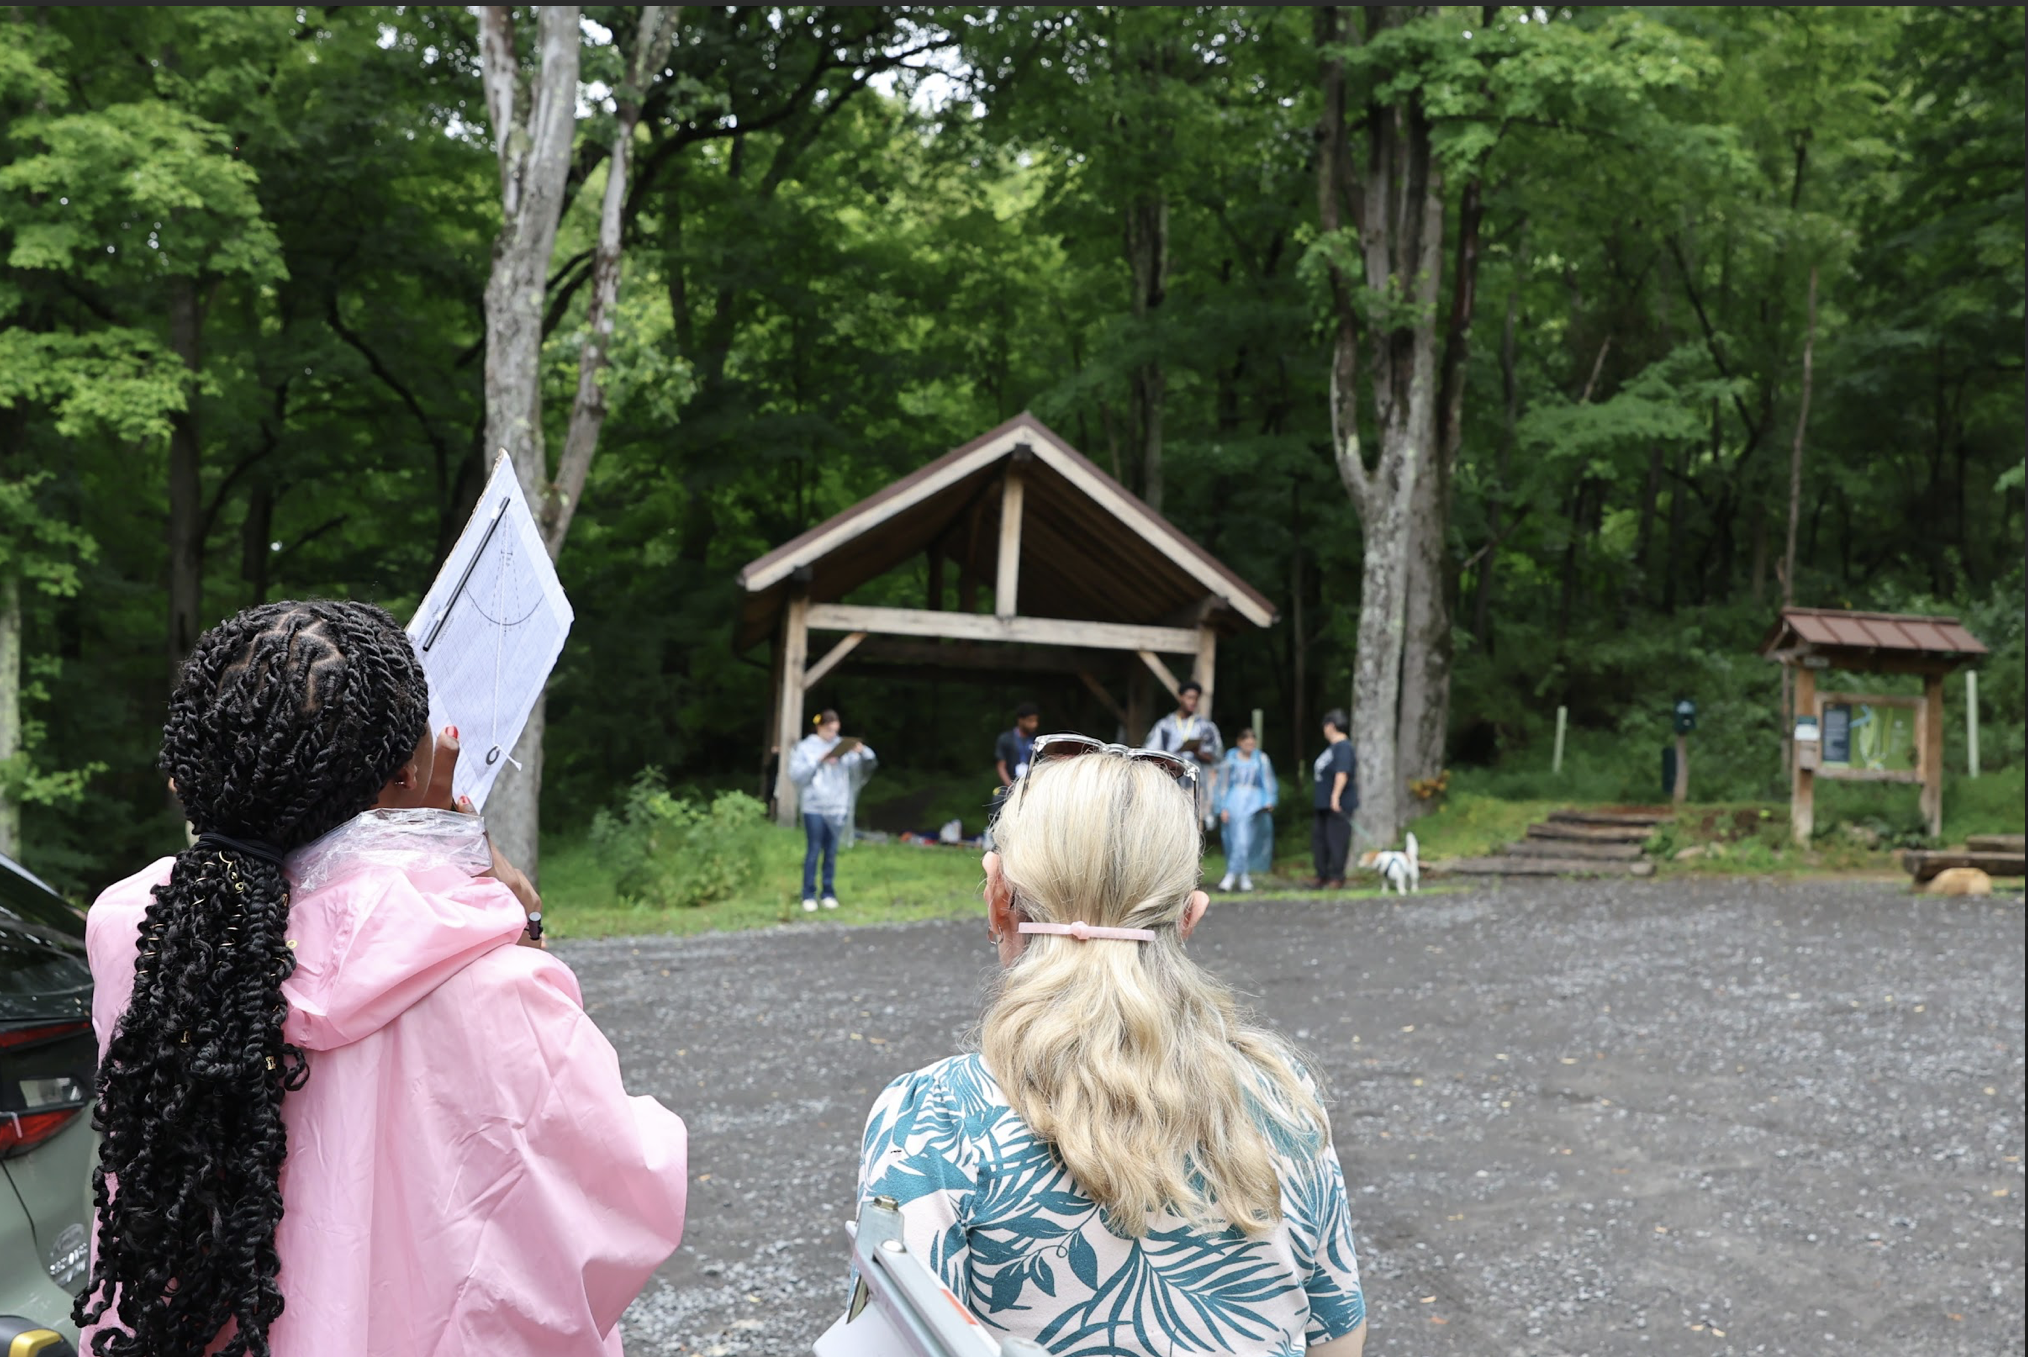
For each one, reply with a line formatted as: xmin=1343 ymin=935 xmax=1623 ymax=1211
xmin=1316 ymin=5 xmax=1445 ymax=851
xmin=1622 ymin=443 xmax=1664 ymax=619
xmin=1398 ymin=175 xmax=1482 ymax=812
xmin=166 ymin=277 xmax=204 ymax=685
xmin=476 ymin=5 xmax=581 ymax=880
xmin=1782 ymin=263 xmax=1818 ymax=604
xmin=1125 ymin=195 xmax=1168 ymax=509
xmin=547 ymin=7 xmax=679 ymax=555
xmin=0 ymin=571 xmax=18 ymax=858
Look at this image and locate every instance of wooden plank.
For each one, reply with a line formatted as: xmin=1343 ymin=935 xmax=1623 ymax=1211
xmin=1814 ymin=690 xmax=1925 ymax=710
xmin=1547 ymin=809 xmax=1673 ymax=827
xmin=1525 ymin=821 xmax=1654 ymax=844
xmin=771 ymin=594 xmax=809 ymax=825
xmin=1814 ymin=766 xmax=1923 ymax=784
xmin=853 ymin=638 xmax=1100 ymax=674
xmin=807 ymin=603 xmax=1200 ymax=655
xmin=1137 ymin=650 xmax=1183 ymax=702
xmin=802 ymin=631 xmax=866 ymax=689
xmin=1194 ymin=624 xmax=1217 ymax=721
xmin=994 ymin=466 xmax=1024 ymax=618
xmin=1901 ymin=849 xmax=2027 ymax=882
xmin=1436 ymin=856 xmax=1652 ymax=877
xmin=1967 ymin=834 xmax=2027 ymax=853
xmin=1503 ymin=839 xmax=1645 ymax=861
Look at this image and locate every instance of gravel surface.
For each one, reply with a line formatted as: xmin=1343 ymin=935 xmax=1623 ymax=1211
xmin=557 ymin=877 xmax=2025 ymax=1357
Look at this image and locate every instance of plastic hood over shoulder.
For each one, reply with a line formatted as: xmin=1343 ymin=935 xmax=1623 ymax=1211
xmin=86 ymin=810 xmax=688 ymax=1357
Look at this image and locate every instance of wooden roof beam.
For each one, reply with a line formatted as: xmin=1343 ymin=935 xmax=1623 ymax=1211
xmin=807 ymin=603 xmax=1199 ymax=656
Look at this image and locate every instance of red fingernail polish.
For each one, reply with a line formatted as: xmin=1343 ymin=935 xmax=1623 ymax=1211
xmin=448 ymin=725 xmax=459 ymax=740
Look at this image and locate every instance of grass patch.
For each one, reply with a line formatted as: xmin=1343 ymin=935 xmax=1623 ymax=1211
xmin=540 ymin=824 xmax=987 ymax=940
xmin=1402 ymin=792 xmax=1563 ymax=861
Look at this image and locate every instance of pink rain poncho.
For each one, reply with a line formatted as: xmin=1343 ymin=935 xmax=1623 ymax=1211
xmin=84 ymin=810 xmax=687 ymax=1356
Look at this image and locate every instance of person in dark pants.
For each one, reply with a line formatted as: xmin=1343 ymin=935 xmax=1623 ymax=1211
xmin=996 ymin=702 xmax=1042 ymax=792
xmin=1310 ymin=709 xmax=1356 ymax=888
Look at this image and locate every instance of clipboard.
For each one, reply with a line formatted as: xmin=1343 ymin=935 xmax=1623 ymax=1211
xmin=405 ymin=455 xmax=574 ymax=810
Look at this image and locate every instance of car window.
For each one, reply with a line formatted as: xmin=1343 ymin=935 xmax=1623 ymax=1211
xmin=0 ymin=928 xmax=92 ymax=997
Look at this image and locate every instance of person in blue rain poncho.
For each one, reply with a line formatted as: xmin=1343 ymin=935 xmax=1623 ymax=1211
xmin=1213 ymin=727 xmax=1276 ymax=892
xmin=788 ymin=709 xmax=877 ymax=912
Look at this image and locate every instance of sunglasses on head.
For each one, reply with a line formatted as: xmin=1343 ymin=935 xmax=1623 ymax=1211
xmin=1028 ymin=733 xmax=1199 ymax=786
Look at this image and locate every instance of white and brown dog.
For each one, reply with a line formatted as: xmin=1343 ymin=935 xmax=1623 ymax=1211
xmin=1358 ymin=831 xmax=1419 ymax=895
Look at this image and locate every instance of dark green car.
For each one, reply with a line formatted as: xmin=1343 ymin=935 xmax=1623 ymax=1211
xmin=0 ymin=853 xmax=93 ymax=1357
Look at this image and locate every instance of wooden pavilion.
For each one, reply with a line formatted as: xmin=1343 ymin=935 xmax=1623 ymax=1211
xmin=1759 ymin=607 xmax=1988 ymax=843
xmin=736 ymin=413 xmax=1278 ymax=823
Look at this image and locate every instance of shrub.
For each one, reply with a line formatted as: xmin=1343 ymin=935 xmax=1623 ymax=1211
xmin=590 ymin=771 xmax=772 ymax=908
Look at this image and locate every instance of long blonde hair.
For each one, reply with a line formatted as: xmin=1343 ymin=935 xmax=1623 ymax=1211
xmin=981 ymin=754 xmax=1326 ymax=1238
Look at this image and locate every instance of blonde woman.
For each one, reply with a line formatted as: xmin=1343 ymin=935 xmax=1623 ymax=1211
xmin=856 ymin=738 xmax=1366 ymax=1356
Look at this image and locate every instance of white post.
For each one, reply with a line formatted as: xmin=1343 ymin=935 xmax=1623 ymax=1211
xmin=1552 ymin=705 xmax=1568 ymax=774
xmin=1252 ymin=706 xmax=1264 ymax=745
xmin=994 ymin=467 xmax=1024 ymax=619
xmin=1966 ymin=669 xmax=1980 ymax=778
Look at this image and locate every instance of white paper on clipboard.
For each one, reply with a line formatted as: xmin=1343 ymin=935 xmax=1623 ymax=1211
xmin=405 ymin=454 xmax=573 ymax=810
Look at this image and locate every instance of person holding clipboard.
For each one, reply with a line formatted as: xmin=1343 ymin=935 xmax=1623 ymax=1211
xmin=789 ymin=709 xmax=877 ymax=912
xmin=1143 ymin=681 xmax=1222 ymax=828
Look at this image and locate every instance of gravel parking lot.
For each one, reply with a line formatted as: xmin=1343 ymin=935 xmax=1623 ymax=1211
xmin=560 ymin=877 xmax=2026 ymax=1357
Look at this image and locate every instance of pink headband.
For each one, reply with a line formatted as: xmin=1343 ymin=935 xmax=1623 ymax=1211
xmin=1017 ymin=920 xmax=1157 ymax=943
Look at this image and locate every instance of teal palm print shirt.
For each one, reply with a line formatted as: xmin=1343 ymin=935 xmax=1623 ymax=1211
xmin=857 ymin=1053 xmax=1365 ymax=1356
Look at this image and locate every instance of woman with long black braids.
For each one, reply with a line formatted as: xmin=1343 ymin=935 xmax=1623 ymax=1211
xmin=78 ymin=601 xmax=687 ymax=1356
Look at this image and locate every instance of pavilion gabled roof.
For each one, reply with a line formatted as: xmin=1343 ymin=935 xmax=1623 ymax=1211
xmin=734 ymin=412 xmax=1276 ymax=652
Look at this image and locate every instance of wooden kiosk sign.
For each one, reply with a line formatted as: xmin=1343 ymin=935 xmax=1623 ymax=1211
xmin=1759 ymin=608 xmax=1987 ymax=844
xmin=735 ymin=413 xmax=1278 ymax=824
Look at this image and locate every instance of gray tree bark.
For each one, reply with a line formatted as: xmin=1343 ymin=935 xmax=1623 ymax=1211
xmin=1397 ymin=175 xmax=1482 ymax=814
xmin=1125 ymin=195 xmax=1168 ymax=510
xmin=477 ymin=5 xmax=581 ymax=880
xmin=1316 ymin=5 xmax=1445 ymax=851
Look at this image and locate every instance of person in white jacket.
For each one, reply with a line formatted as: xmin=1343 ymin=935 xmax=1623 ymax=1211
xmin=788 ymin=709 xmax=877 ymax=911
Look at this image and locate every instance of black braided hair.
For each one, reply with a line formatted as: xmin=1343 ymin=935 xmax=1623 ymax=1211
xmin=77 ymin=600 xmax=430 ymax=1357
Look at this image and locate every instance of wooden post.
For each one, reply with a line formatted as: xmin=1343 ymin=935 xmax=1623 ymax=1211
xmin=1194 ymin=624 xmax=1217 ymax=721
xmin=1791 ymin=663 xmax=1816 ymax=845
xmin=995 ymin=467 xmax=1025 ymax=619
xmin=1920 ymin=668 xmax=1945 ymax=838
xmin=771 ymin=592 xmax=809 ymax=826
xmin=762 ymin=636 xmax=785 ymax=805
xmin=1552 ymin=705 xmax=1567 ymax=774
xmin=1966 ymin=669 xmax=1980 ymax=778
xmin=1673 ymin=733 xmax=1689 ymax=806
xmin=1252 ymin=706 xmax=1264 ymax=746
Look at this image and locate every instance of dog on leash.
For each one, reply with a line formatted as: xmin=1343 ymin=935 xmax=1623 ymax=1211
xmin=1358 ymin=831 xmax=1419 ymax=895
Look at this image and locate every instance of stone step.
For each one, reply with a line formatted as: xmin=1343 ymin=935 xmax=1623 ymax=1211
xmin=1548 ymin=807 xmax=1675 ymax=828
xmin=1437 ymin=856 xmax=1655 ymax=878
xmin=1525 ymin=821 xmax=1655 ymax=844
xmin=1502 ymin=839 xmax=1646 ymax=861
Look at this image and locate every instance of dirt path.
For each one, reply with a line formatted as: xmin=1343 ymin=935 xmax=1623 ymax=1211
xmin=558 ymin=878 xmax=2025 ymax=1357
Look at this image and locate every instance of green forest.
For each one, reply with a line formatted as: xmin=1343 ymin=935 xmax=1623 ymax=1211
xmin=2 ymin=5 xmax=2022 ymax=897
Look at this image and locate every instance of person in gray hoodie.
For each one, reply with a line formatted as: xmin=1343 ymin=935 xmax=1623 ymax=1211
xmin=788 ymin=709 xmax=877 ymax=911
